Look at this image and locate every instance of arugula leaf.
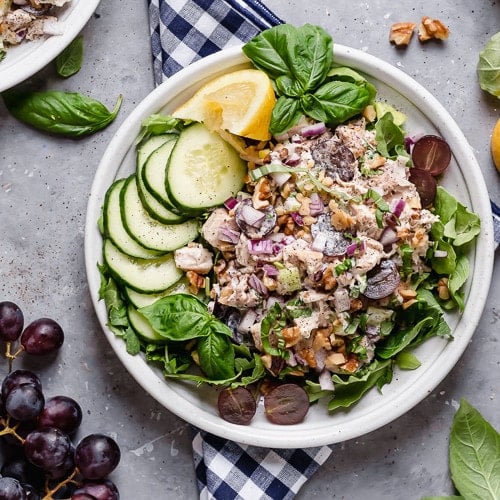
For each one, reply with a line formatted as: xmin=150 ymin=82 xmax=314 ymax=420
xmin=328 ymin=359 xmax=393 ymax=411
xmin=56 ymin=35 xmax=83 ymax=78
xmin=2 ymin=90 xmax=122 ymax=137
xmin=450 ymin=399 xmax=500 ymax=499
xmin=448 ymin=255 xmax=469 ymax=311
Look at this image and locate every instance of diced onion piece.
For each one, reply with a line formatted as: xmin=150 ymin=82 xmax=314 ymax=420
xmin=311 ymin=232 xmax=327 ymax=252
xmin=379 ymin=227 xmax=398 ymax=247
xmin=248 ymin=239 xmax=274 ymax=255
xmin=309 ymin=192 xmax=324 ymax=216
xmin=262 ymin=264 xmax=279 ymax=277
xmin=300 ymin=122 xmax=327 ymax=138
xmin=318 ymin=369 xmax=335 ymax=391
xmin=392 ymin=199 xmax=405 ymax=217
xmin=271 ymin=171 xmax=291 ymax=186
xmin=224 ymin=197 xmax=238 ymax=210
xmin=240 ymin=204 xmax=265 ymax=227
xmin=434 ymin=250 xmax=448 ymax=258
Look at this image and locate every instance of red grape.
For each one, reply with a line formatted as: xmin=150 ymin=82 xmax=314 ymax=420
xmin=409 ymin=168 xmax=437 ymax=208
xmin=264 ymin=383 xmax=309 ymax=425
xmin=217 ymin=387 xmax=256 ymax=425
xmin=5 ymin=384 xmax=45 ymax=422
xmin=72 ymin=479 xmax=119 ymax=500
xmin=74 ymin=434 xmax=120 ymax=481
xmin=0 ymin=477 xmax=27 ymax=500
xmin=411 ymin=134 xmax=451 ymax=176
xmin=38 ymin=396 xmax=82 ymax=435
xmin=0 ymin=301 xmax=24 ymax=342
xmin=24 ymin=427 xmax=72 ymax=472
xmin=20 ymin=318 xmax=64 ymax=356
xmin=1 ymin=370 xmax=42 ymax=402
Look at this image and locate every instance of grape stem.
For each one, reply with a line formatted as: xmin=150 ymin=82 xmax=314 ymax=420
xmin=0 ymin=415 xmax=26 ymax=444
xmin=42 ymin=468 xmax=79 ymax=500
xmin=4 ymin=341 xmax=24 ymax=371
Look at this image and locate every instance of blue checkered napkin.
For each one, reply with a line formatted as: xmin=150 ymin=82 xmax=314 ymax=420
xmin=492 ymin=200 xmax=500 ymax=249
xmin=192 ymin=429 xmax=334 ymax=500
xmin=147 ymin=0 xmax=283 ymax=85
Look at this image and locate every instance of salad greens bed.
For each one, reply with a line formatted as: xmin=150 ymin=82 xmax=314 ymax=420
xmin=98 ymin=24 xmax=480 ymax=416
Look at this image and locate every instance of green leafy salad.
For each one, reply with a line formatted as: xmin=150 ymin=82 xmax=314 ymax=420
xmin=97 ymin=24 xmax=481 ymax=425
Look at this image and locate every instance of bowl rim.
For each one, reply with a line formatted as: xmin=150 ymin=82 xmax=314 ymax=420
xmin=0 ymin=0 xmax=101 ymax=92
xmin=84 ymin=44 xmax=495 ymax=448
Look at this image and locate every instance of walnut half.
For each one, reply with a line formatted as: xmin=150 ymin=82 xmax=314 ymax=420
xmin=418 ymin=16 xmax=450 ymax=42
xmin=389 ymin=22 xmax=416 ymax=46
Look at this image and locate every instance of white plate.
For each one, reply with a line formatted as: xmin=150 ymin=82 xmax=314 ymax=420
xmin=84 ymin=45 xmax=495 ymax=448
xmin=0 ymin=0 xmax=100 ymax=92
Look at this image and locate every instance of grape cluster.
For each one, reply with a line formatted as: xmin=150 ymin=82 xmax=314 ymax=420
xmin=0 ymin=302 xmax=121 ymax=499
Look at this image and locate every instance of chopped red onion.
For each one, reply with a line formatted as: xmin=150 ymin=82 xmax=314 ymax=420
xmin=346 ymin=241 xmax=362 ymax=257
xmin=262 ymin=264 xmax=279 ymax=277
xmin=285 ymin=152 xmax=301 ymax=166
xmin=404 ymin=131 xmax=425 ymax=153
xmin=248 ymin=239 xmax=274 ymax=255
xmin=286 ymin=354 xmax=298 ymax=367
xmin=218 ymin=226 xmax=240 ymax=244
xmin=248 ymin=274 xmax=268 ymax=295
xmin=224 ymin=197 xmax=238 ymax=210
xmin=300 ymin=122 xmax=327 ymax=138
xmin=291 ymin=134 xmax=302 ymax=143
xmin=379 ymin=227 xmax=398 ymax=247
xmin=291 ymin=212 xmax=304 ymax=226
xmin=309 ymin=192 xmax=324 ymax=216
xmin=392 ymin=199 xmax=405 ymax=217
xmin=240 ymin=203 xmax=266 ymax=227
xmin=434 ymin=250 xmax=448 ymax=258
xmin=384 ymin=213 xmax=399 ymax=227
xmin=237 ymin=309 xmax=257 ymax=333
xmin=318 ymin=369 xmax=335 ymax=391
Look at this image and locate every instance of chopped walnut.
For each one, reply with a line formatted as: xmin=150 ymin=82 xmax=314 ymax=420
xmin=418 ymin=16 xmax=450 ymax=42
xmin=437 ymin=277 xmax=450 ymax=300
xmin=389 ymin=22 xmax=416 ymax=46
xmin=282 ymin=326 xmax=302 ymax=348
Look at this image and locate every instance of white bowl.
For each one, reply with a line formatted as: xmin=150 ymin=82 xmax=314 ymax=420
xmin=84 ymin=45 xmax=495 ymax=448
xmin=0 ymin=0 xmax=100 ymax=92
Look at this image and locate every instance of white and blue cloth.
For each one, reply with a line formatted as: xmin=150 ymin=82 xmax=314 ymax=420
xmin=146 ymin=1 xmax=499 ymax=498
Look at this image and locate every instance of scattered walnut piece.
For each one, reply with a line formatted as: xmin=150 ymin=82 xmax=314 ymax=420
xmin=418 ymin=16 xmax=450 ymax=42
xmin=389 ymin=22 xmax=416 ymax=46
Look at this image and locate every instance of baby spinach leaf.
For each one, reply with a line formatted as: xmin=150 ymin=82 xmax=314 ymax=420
xmin=477 ymin=32 xmax=500 ymax=98
xmin=450 ymin=399 xmax=500 ymax=499
xmin=123 ymin=326 xmax=141 ymax=355
xmin=328 ymin=359 xmax=392 ymax=411
xmin=2 ymin=90 xmax=122 ymax=137
xmin=374 ymin=112 xmax=405 ymax=158
xmin=197 ymin=333 xmax=235 ymax=380
xmin=56 ymin=35 xmax=83 ymax=78
xmin=395 ymin=351 xmax=421 ymax=370
xmin=448 ymin=255 xmax=469 ymax=311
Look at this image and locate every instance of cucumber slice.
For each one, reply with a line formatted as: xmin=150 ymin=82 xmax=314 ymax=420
xmin=136 ymin=136 xmax=185 ymax=224
xmin=142 ymin=139 xmax=178 ymax=209
xmin=103 ymin=239 xmax=183 ymax=293
xmin=124 ymin=278 xmax=190 ymax=308
xmin=127 ymin=305 xmax=165 ymax=343
xmin=166 ymin=123 xmax=247 ymax=213
xmin=120 ymin=175 xmax=200 ymax=252
xmin=103 ymin=178 xmax=162 ymax=259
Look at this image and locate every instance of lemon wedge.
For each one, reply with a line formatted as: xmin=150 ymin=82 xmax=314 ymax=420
xmin=491 ymin=118 xmax=500 ymax=172
xmin=172 ymin=69 xmax=276 ymax=141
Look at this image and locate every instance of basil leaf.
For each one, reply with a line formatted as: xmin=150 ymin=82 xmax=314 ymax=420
xmin=197 ymin=332 xmax=235 ymax=380
xmin=139 ymin=294 xmax=211 ymax=341
xmin=450 ymin=399 xmax=500 ymax=499
xmin=270 ymin=95 xmax=302 ymax=135
xmin=2 ymin=90 xmax=122 ymax=137
xmin=56 ymin=35 xmax=83 ymax=78
xmin=375 ymin=112 xmax=405 ymax=158
xmin=136 ymin=114 xmax=188 ymax=144
xmin=302 ymin=81 xmax=372 ymax=126
xmin=477 ymin=32 xmax=500 ymax=98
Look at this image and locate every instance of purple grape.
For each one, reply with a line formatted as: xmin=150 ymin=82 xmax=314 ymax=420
xmin=72 ymin=479 xmax=119 ymax=500
xmin=1 ymin=370 xmax=42 ymax=402
xmin=5 ymin=384 xmax=45 ymax=422
xmin=0 ymin=476 xmax=27 ymax=500
xmin=23 ymin=427 xmax=72 ymax=472
xmin=20 ymin=318 xmax=64 ymax=356
xmin=71 ymin=494 xmax=97 ymax=500
xmin=74 ymin=434 xmax=120 ymax=480
xmin=1 ymin=457 xmax=45 ymax=491
xmin=19 ymin=483 xmax=40 ymax=500
xmin=37 ymin=395 xmax=82 ymax=435
xmin=46 ymin=443 xmax=75 ymax=480
xmin=0 ymin=301 xmax=24 ymax=342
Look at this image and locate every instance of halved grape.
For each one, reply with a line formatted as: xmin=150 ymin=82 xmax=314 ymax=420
xmin=74 ymin=434 xmax=121 ymax=480
xmin=24 ymin=427 xmax=72 ymax=472
xmin=217 ymin=387 xmax=256 ymax=425
xmin=1 ymin=370 xmax=42 ymax=402
xmin=363 ymin=259 xmax=400 ymax=300
xmin=20 ymin=318 xmax=64 ymax=356
xmin=0 ymin=301 xmax=24 ymax=342
xmin=263 ymin=383 xmax=309 ymax=425
xmin=37 ymin=395 xmax=82 ymax=435
xmin=5 ymin=384 xmax=45 ymax=422
xmin=411 ymin=135 xmax=451 ymax=176
xmin=409 ymin=168 xmax=437 ymax=208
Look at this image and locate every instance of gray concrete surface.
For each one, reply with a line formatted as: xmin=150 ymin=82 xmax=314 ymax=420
xmin=0 ymin=1 xmax=498 ymax=498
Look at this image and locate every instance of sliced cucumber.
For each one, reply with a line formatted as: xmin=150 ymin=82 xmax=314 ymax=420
xmin=136 ymin=136 xmax=185 ymax=224
xmin=124 ymin=278 xmax=190 ymax=308
xmin=142 ymin=139 xmax=178 ymax=209
xmin=127 ymin=305 xmax=165 ymax=343
xmin=120 ymin=175 xmax=200 ymax=252
xmin=103 ymin=178 xmax=162 ymax=259
xmin=166 ymin=123 xmax=247 ymax=213
xmin=103 ymin=239 xmax=183 ymax=293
